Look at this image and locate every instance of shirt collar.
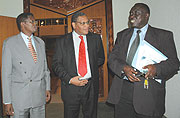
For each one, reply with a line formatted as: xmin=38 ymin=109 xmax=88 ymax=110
xmin=73 ymin=31 xmax=86 ymax=38
xmin=20 ymin=32 xmax=33 ymax=40
xmin=134 ymin=24 xmax=149 ymax=35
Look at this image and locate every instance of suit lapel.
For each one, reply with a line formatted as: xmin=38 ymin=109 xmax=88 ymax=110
xmin=144 ymin=26 xmax=159 ymax=49
xmin=124 ymin=29 xmax=134 ymax=59
xmin=86 ymin=33 xmax=93 ymax=72
xmin=16 ymin=34 xmax=35 ymax=65
xmin=67 ymin=33 xmax=77 ymax=73
xmin=33 ymin=36 xmax=41 ymax=65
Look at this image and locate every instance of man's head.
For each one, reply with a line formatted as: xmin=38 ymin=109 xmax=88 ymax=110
xmin=71 ymin=12 xmax=89 ymax=35
xmin=16 ymin=13 xmax=37 ymax=36
xmin=129 ymin=3 xmax=150 ymax=29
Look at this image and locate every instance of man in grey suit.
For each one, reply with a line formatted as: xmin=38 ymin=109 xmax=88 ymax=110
xmin=107 ymin=3 xmax=180 ymax=118
xmin=2 ymin=13 xmax=51 ymax=118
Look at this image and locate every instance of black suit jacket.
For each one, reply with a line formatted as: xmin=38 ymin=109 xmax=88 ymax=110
xmin=107 ymin=25 xmax=180 ymax=116
xmin=52 ymin=32 xmax=105 ymax=102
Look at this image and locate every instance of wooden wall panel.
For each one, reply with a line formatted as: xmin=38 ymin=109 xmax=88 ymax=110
xmin=82 ymin=1 xmax=105 ymax=17
xmin=39 ymin=25 xmax=65 ymax=36
xmin=0 ymin=16 xmax=19 ymax=66
xmin=30 ymin=6 xmax=66 ymax=36
xmin=30 ymin=6 xmax=66 ymax=19
xmin=0 ymin=16 xmax=19 ymax=116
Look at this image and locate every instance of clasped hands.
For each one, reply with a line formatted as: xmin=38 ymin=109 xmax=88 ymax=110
xmin=70 ymin=76 xmax=88 ymax=86
xmin=123 ymin=64 xmax=156 ymax=82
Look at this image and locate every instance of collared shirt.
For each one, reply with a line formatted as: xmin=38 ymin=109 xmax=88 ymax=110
xmin=123 ymin=24 xmax=149 ymax=80
xmin=72 ymin=31 xmax=92 ymax=80
xmin=127 ymin=24 xmax=149 ymax=57
xmin=20 ymin=32 xmax=37 ymax=52
xmin=128 ymin=24 xmax=149 ymax=65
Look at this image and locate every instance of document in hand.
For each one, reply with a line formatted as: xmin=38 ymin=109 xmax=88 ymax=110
xmin=132 ymin=40 xmax=168 ymax=74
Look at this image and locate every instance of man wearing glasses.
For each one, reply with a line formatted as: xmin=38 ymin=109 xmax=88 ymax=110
xmin=52 ymin=12 xmax=105 ymax=118
xmin=2 ymin=13 xmax=51 ymax=118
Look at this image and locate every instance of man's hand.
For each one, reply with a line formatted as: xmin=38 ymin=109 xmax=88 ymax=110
xmin=70 ymin=76 xmax=88 ymax=86
xmin=143 ymin=64 xmax=156 ymax=79
xmin=46 ymin=90 xmax=51 ymax=102
xmin=123 ymin=65 xmax=141 ymax=82
xmin=5 ymin=104 xmax=14 ymax=116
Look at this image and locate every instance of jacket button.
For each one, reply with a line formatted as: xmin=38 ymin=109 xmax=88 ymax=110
xmin=30 ymin=80 xmax=32 ymax=82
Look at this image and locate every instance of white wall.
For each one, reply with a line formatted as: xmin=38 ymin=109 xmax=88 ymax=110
xmin=0 ymin=0 xmax=23 ymax=17
xmin=112 ymin=0 xmax=138 ymax=39
xmin=112 ymin=0 xmax=180 ymax=118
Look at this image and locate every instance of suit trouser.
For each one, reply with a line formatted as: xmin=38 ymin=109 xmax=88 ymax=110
xmin=10 ymin=105 xmax=45 ymax=118
xmin=64 ymin=80 xmax=98 ymax=118
xmin=115 ymin=80 xmax=162 ymax=118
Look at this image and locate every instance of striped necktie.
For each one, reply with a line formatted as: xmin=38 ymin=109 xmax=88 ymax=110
xmin=28 ymin=37 xmax=37 ymax=63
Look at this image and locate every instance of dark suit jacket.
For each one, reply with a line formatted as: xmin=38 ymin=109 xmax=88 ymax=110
xmin=52 ymin=32 xmax=105 ymax=103
xmin=107 ymin=25 xmax=180 ymax=116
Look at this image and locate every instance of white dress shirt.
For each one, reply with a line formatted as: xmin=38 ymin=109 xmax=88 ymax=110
xmin=20 ymin=32 xmax=37 ymax=52
xmin=127 ymin=24 xmax=149 ymax=64
xmin=72 ymin=31 xmax=92 ymax=80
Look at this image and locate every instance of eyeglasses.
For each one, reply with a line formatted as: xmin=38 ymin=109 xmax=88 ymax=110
xmin=76 ymin=21 xmax=90 ymax=25
xmin=24 ymin=20 xmax=38 ymax=25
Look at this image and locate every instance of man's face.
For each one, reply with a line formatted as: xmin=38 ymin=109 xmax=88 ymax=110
xmin=128 ymin=5 xmax=149 ymax=29
xmin=72 ymin=15 xmax=89 ymax=35
xmin=21 ymin=16 xmax=37 ymax=36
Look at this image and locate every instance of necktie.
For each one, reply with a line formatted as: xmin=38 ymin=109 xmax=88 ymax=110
xmin=28 ymin=37 xmax=37 ymax=63
xmin=127 ymin=30 xmax=141 ymax=65
xmin=78 ymin=36 xmax=87 ymax=77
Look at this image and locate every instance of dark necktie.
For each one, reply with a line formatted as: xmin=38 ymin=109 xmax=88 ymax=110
xmin=28 ymin=37 xmax=37 ymax=63
xmin=127 ymin=30 xmax=141 ymax=65
xmin=78 ymin=36 xmax=87 ymax=77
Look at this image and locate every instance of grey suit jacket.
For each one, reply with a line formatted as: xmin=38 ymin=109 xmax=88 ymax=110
xmin=107 ymin=25 xmax=180 ymax=116
xmin=2 ymin=33 xmax=50 ymax=109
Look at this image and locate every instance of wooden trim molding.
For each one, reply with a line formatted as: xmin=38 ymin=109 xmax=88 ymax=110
xmin=24 ymin=0 xmax=30 ymax=13
xmin=105 ymin=0 xmax=114 ymax=89
xmin=105 ymin=0 xmax=114 ymax=54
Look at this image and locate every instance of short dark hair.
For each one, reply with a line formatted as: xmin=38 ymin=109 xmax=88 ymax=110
xmin=134 ymin=3 xmax=150 ymax=15
xmin=71 ymin=12 xmax=87 ymax=23
xmin=16 ymin=12 xmax=34 ymax=31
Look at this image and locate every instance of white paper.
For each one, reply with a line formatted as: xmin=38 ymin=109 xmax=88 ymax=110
xmin=132 ymin=40 xmax=168 ymax=83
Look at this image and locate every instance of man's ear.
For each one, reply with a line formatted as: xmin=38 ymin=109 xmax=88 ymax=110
xmin=20 ymin=22 xmax=24 ymax=30
xmin=146 ymin=13 xmax=150 ymax=18
xmin=72 ymin=22 xmax=76 ymax=29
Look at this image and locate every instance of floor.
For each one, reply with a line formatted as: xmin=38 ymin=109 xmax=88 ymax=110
xmin=46 ymin=102 xmax=114 ymax=118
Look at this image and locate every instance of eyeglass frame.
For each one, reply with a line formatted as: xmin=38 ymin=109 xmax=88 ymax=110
xmin=24 ymin=20 xmax=38 ymax=25
xmin=76 ymin=21 xmax=90 ymax=25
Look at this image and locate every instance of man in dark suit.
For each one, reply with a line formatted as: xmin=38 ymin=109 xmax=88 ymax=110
xmin=107 ymin=3 xmax=180 ymax=118
xmin=52 ymin=12 xmax=105 ymax=118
